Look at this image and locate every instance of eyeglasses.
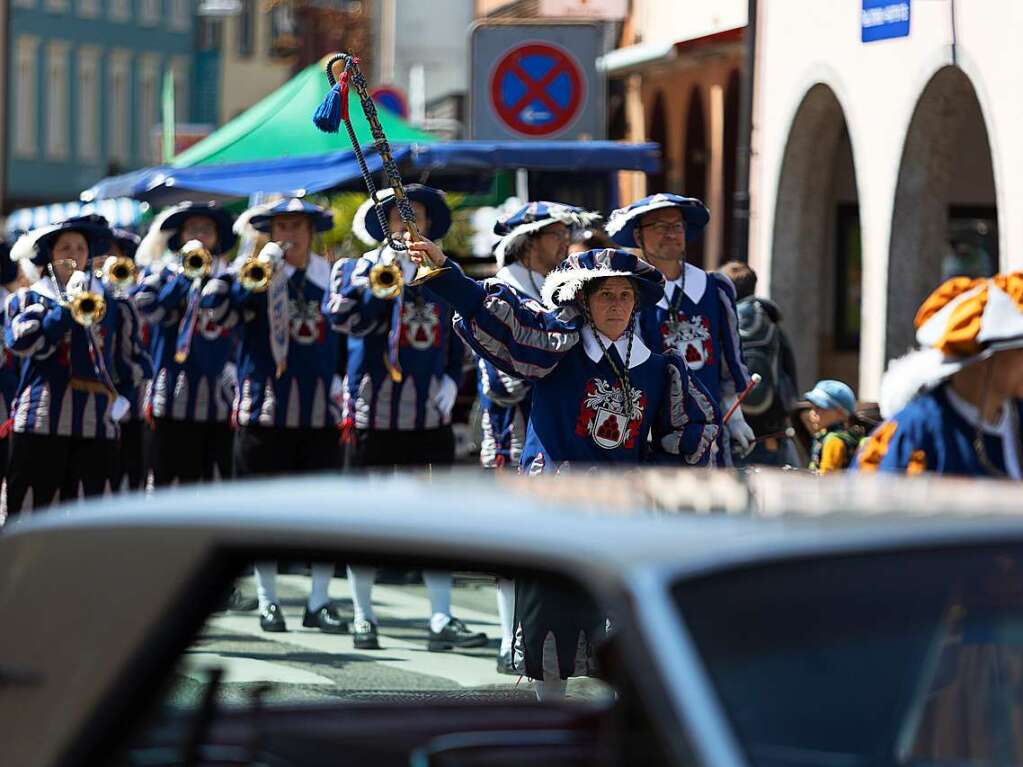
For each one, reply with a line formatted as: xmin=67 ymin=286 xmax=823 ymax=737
xmin=640 ymin=221 xmax=686 ymax=237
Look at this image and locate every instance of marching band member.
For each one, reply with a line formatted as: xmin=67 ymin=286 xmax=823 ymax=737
xmin=200 ymin=197 xmax=348 ymax=634
xmin=607 ymin=194 xmax=753 ymax=459
xmin=406 ymin=239 xmax=721 ymax=698
xmin=326 ymin=184 xmax=485 ymax=653
xmin=478 ymin=201 xmax=595 ymax=674
xmin=858 ymin=273 xmax=1023 ymax=477
xmin=4 ymin=216 xmax=146 ymax=515
xmin=0 ymin=241 xmax=21 ymax=486
xmin=102 ymin=229 xmax=153 ymax=491
xmin=133 ymin=202 xmax=238 ymax=486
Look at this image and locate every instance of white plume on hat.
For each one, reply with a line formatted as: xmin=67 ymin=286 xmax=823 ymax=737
xmin=135 ymin=206 xmax=178 ymax=269
xmin=352 ymin=195 xmax=384 ymax=246
xmin=10 ymin=224 xmax=58 ymax=262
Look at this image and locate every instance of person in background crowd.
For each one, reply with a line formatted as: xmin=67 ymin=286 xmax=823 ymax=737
xmin=102 ymin=229 xmax=153 ymax=492
xmin=858 ymin=273 xmax=1023 ymax=477
xmin=201 ymin=197 xmax=347 ymax=635
xmin=478 ymin=200 xmax=597 ymax=674
xmin=567 ymin=225 xmax=615 ymax=256
xmin=133 ymin=201 xmax=238 ymax=487
xmin=718 ymin=261 xmax=800 ymax=467
xmin=607 ymin=194 xmax=753 ymax=462
xmin=326 ymin=185 xmax=485 ymax=654
xmin=5 ymin=216 xmax=147 ymax=514
xmin=804 ymin=379 xmax=861 ymax=474
xmin=406 ymin=238 xmax=721 ymax=699
xmin=0 ymin=242 xmax=22 ymax=485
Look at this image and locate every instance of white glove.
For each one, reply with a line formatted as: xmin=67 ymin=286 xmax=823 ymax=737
xmin=724 ymin=396 xmax=756 ymax=455
xmin=258 ymin=241 xmax=287 ymax=268
xmin=65 ymin=269 xmax=91 ymax=297
xmin=433 ymin=375 xmax=458 ymax=418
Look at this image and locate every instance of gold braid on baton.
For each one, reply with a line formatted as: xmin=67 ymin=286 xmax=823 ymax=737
xmin=321 ymin=53 xmax=447 ymax=285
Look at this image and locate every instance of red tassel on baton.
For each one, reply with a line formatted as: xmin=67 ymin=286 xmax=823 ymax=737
xmin=722 ymin=373 xmax=762 ymax=424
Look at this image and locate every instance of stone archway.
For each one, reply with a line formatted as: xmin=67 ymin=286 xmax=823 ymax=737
xmin=770 ymin=84 xmax=862 ymax=389
xmin=886 ymin=66 xmax=998 ymax=361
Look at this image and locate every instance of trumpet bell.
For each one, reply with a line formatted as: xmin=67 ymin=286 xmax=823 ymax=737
xmin=70 ymin=291 xmax=107 ymax=327
xmin=407 ymin=263 xmax=449 ymax=287
xmin=181 ymin=241 xmax=213 ymax=280
xmin=104 ymin=256 xmax=136 ymax=290
xmin=369 ymin=261 xmax=404 ymax=300
xmin=239 ymin=257 xmax=271 ymax=293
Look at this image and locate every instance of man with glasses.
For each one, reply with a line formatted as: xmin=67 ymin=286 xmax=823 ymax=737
xmin=607 ymin=194 xmax=754 ymax=460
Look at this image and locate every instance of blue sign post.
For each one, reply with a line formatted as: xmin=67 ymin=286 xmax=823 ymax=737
xmin=861 ymin=0 xmax=911 ymax=43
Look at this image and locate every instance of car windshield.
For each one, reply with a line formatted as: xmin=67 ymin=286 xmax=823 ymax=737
xmin=672 ymin=545 xmax=1023 ymax=767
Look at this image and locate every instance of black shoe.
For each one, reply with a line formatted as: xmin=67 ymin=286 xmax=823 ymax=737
xmin=353 ymin=619 xmax=381 ymax=650
xmin=428 ymin=618 xmax=488 ymax=652
xmin=225 ymin=588 xmax=258 ymax=612
xmin=260 ymin=602 xmax=286 ymax=632
xmin=302 ymin=604 xmax=349 ymax=634
xmin=496 ymin=650 xmax=517 ymax=675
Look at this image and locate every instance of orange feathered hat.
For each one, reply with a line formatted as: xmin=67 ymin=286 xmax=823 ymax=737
xmin=914 ymin=272 xmax=1023 ymax=359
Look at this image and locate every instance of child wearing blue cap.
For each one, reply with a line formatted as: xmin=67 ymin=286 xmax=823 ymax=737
xmin=804 ymin=379 xmax=860 ymax=474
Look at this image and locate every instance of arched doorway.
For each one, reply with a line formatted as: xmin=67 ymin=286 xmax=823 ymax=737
xmin=683 ymin=87 xmax=708 ymax=268
xmin=770 ymin=84 xmax=861 ymax=390
xmin=886 ymin=66 xmax=998 ymax=361
xmin=646 ymin=92 xmax=668 ymax=195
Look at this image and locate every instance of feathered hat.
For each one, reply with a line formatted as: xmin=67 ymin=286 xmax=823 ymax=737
xmin=880 ymin=273 xmax=1023 ymax=417
xmin=540 ymin=248 xmax=664 ymax=311
xmin=247 ymin=197 xmax=334 ymax=233
xmin=606 ymin=193 xmax=710 ymax=248
xmin=136 ymin=201 xmax=237 ymax=268
xmin=493 ymin=201 xmax=600 ymax=269
xmin=359 ymin=185 xmax=451 ymax=243
xmin=10 ymin=214 xmax=113 ymax=267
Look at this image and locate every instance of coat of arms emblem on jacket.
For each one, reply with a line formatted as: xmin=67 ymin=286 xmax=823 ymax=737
xmin=575 ymin=377 xmax=646 ymax=450
xmin=662 ymin=314 xmax=713 ymax=370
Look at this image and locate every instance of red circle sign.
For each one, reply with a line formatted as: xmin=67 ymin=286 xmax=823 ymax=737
xmin=489 ymin=42 xmax=584 ymax=137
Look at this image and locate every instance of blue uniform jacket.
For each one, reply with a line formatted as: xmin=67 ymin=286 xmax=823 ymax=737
xmin=638 ymin=263 xmax=750 ymax=404
xmin=133 ymin=264 xmax=237 ymax=423
xmin=4 ymin=278 xmax=148 ymax=440
xmin=200 ymin=254 xmax=341 ymax=430
xmin=424 ymin=260 xmax=721 ymax=472
xmin=325 ymin=250 xmax=464 ymax=432
xmin=857 ymin=385 xmax=1023 ymax=478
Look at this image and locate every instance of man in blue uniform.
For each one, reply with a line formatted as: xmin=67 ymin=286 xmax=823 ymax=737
xmin=133 ymin=201 xmax=238 ymax=487
xmin=5 ymin=216 xmax=148 ymax=514
xmin=201 ymin=197 xmax=347 ymax=634
xmin=607 ymin=194 xmax=753 ymax=459
xmin=858 ymin=273 xmax=1023 ymax=477
xmin=325 ymin=184 xmax=485 ymax=653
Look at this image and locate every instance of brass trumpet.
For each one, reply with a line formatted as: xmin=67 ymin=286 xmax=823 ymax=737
xmin=238 ymin=241 xmax=290 ymax=293
xmin=99 ymin=256 xmax=137 ymax=291
xmin=369 ymin=258 xmax=403 ymax=300
xmin=48 ymin=261 xmax=107 ymax=327
xmin=180 ymin=240 xmax=213 ymax=280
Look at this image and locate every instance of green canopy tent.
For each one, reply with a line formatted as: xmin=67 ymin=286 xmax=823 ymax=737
xmin=172 ymin=59 xmax=437 ymax=168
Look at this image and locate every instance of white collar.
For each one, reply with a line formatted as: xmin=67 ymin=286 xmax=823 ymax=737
xmin=658 ymin=262 xmax=708 ymax=309
xmin=945 ymin=385 xmax=1009 ymax=436
xmin=283 ymin=253 xmax=330 ymax=290
xmin=31 ymin=273 xmax=105 ymax=301
xmin=496 ymin=262 xmax=545 ymax=301
xmin=580 ymin=323 xmax=651 ymax=369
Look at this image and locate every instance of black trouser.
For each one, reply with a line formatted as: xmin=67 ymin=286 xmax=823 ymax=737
xmin=346 ymin=426 xmax=455 ymax=470
xmin=110 ymin=419 xmax=146 ymax=492
xmin=234 ymin=425 xmax=341 ymax=479
xmin=7 ymin=432 xmax=116 ymax=517
xmin=152 ymin=418 xmax=233 ymax=487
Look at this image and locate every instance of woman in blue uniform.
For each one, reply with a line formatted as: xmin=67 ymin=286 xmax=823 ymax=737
xmin=858 ymin=273 xmax=1023 ymax=477
xmin=200 ymin=197 xmax=347 ymax=635
xmin=5 ymin=216 xmax=148 ymax=514
xmin=407 ymin=237 xmax=721 ymax=698
xmin=0 ymin=241 xmax=22 ymax=486
xmin=133 ymin=201 xmax=238 ymax=486
xmin=607 ymin=194 xmax=752 ymax=460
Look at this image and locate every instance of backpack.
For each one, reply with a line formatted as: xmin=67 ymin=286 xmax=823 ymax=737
xmin=736 ymin=298 xmax=781 ymax=416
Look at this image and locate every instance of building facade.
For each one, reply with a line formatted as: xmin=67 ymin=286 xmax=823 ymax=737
xmin=750 ymin=0 xmax=1018 ymax=399
xmin=602 ymin=0 xmax=747 ymax=270
xmin=6 ymin=0 xmax=196 ymax=209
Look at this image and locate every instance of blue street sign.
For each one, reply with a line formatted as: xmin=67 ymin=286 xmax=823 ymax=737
xmin=862 ymin=0 xmax=911 ymax=43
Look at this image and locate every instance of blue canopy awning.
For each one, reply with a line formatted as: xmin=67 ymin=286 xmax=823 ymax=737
xmin=79 ymin=142 xmax=661 ymax=206
xmin=4 ymin=197 xmax=146 ymax=238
